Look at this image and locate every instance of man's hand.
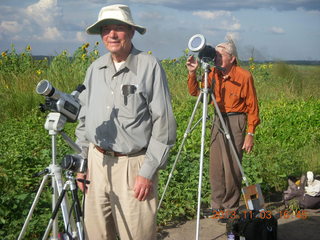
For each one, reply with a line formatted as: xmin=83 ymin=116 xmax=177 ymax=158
xmin=76 ymin=172 xmax=88 ymax=193
xmin=242 ymin=134 xmax=254 ymax=153
xmin=186 ymin=55 xmax=199 ymax=73
xmin=133 ymin=175 xmax=153 ymax=201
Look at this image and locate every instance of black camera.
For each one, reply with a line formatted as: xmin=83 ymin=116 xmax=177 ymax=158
xmin=61 ymin=154 xmax=87 ymax=173
xmin=188 ymin=34 xmax=216 ymax=62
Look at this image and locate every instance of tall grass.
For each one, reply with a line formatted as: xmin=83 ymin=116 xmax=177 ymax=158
xmin=1 ymin=45 xmax=319 ymax=119
xmin=0 ymin=43 xmax=100 ymax=120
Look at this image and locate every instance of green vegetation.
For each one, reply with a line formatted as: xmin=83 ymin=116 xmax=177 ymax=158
xmin=0 ymin=44 xmax=319 ymax=239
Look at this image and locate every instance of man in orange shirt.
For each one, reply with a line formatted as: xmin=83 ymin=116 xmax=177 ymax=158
xmin=186 ymin=41 xmax=260 ymax=216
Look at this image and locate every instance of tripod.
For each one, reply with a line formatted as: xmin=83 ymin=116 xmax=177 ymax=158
xmin=18 ymin=112 xmax=84 ymax=240
xmin=158 ymin=60 xmax=249 ymax=240
xmin=42 ymin=170 xmax=84 ymax=240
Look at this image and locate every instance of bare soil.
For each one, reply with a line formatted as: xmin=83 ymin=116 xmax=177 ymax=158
xmin=157 ymin=200 xmax=320 ymax=240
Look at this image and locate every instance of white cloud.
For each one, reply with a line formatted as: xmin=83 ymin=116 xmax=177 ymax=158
xmin=270 ymin=26 xmax=285 ymax=34
xmin=220 ymin=18 xmax=241 ymax=31
xmin=25 ymin=0 xmax=62 ymax=27
xmin=192 ymin=10 xmax=231 ymax=19
xmin=111 ymin=0 xmax=320 ymax=12
xmin=0 ymin=21 xmax=22 ymax=34
xmin=139 ymin=11 xmax=164 ymax=20
xmin=297 ymin=7 xmax=320 ymax=15
xmin=307 ymin=9 xmax=320 ymax=15
xmin=76 ymin=31 xmax=87 ymax=42
xmin=193 ymin=10 xmax=241 ymax=32
xmin=225 ymin=32 xmax=240 ymax=41
xmin=34 ymin=27 xmax=62 ymax=40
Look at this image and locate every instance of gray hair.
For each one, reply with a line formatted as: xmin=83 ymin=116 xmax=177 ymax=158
xmin=215 ymin=39 xmax=238 ymax=59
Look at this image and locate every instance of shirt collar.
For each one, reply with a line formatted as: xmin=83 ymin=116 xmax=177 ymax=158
xmin=216 ymin=64 xmax=236 ymax=81
xmin=97 ymin=46 xmax=140 ymax=76
xmin=227 ymin=65 xmax=237 ymax=81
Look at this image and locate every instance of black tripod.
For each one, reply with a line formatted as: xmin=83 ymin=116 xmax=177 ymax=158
xmin=42 ymin=170 xmax=84 ymax=240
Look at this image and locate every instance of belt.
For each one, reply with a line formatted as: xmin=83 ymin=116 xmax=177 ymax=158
xmin=94 ymin=145 xmax=127 ymax=157
xmin=220 ymin=112 xmax=245 ymax=117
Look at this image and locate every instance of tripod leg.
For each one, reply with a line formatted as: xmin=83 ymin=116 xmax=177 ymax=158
xmin=42 ymin=187 xmax=67 ymax=240
xmin=157 ymin=92 xmax=203 ymax=210
xmin=69 ymin=181 xmax=84 ymax=240
xmin=210 ymin=93 xmax=249 ymax=186
xmin=196 ymin=79 xmax=210 ymax=240
xmin=17 ymin=174 xmax=49 ymax=240
xmin=52 ymin=165 xmax=77 ymax=238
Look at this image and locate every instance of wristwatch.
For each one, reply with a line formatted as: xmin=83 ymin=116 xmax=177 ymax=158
xmin=247 ymin=132 xmax=254 ymax=137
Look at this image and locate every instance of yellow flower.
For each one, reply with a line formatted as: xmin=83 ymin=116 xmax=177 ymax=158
xmin=26 ymin=45 xmax=32 ymax=51
xmin=147 ymin=51 xmax=152 ymax=55
xmin=82 ymin=43 xmax=90 ymax=50
xmin=36 ymin=69 xmax=42 ymax=75
xmin=94 ymin=50 xmax=99 ymax=55
xmin=81 ymin=53 xmax=86 ymax=60
xmin=261 ymin=64 xmax=267 ymax=70
xmin=1 ymin=51 xmax=7 ymax=57
xmin=250 ymin=65 xmax=255 ymax=71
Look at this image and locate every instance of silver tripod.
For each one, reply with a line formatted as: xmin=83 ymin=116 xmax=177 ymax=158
xmin=18 ymin=112 xmax=83 ymax=240
xmin=158 ymin=34 xmax=249 ymax=240
xmin=158 ymin=60 xmax=212 ymax=240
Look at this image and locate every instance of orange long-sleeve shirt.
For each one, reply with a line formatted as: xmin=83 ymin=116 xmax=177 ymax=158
xmin=187 ymin=65 xmax=260 ymax=133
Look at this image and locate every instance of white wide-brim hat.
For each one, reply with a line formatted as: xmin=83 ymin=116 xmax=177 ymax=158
xmin=86 ymin=4 xmax=146 ymax=35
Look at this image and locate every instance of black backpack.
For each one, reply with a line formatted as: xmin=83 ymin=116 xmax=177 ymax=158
xmin=227 ymin=210 xmax=277 ymax=240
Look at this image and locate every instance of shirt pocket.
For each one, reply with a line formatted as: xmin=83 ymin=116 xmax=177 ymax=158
xmin=118 ymin=84 xmax=147 ymax=119
xmin=224 ymin=85 xmax=241 ymax=109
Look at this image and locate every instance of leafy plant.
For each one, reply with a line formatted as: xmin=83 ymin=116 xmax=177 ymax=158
xmin=0 ymin=45 xmax=319 ymax=238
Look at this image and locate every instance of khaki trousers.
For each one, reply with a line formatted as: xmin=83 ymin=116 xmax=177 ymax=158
xmin=209 ymin=114 xmax=246 ymax=209
xmin=84 ymin=144 xmax=157 ymax=240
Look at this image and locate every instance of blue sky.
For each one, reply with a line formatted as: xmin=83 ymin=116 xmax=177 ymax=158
xmin=1 ymin=0 xmax=319 ymax=61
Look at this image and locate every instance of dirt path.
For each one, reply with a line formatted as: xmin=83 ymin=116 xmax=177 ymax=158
xmin=157 ymin=204 xmax=320 ymax=240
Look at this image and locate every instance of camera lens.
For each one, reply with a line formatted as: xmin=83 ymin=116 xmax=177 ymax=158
xmin=61 ymin=155 xmax=74 ymax=170
xmin=61 ymin=154 xmax=87 ymax=173
xmin=198 ymin=45 xmax=216 ymax=62
xmin=36 ymin=80 xmax=55 ymax=97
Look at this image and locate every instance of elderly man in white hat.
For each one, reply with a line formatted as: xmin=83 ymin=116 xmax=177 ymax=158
xmin=186 ymin=40 xmax=260 ymax=221
xmin=75 ymin=4 xmax=176 ymax=239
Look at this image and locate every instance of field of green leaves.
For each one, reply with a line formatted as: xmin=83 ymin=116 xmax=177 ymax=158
xmin=0 ymin=44 xmax=319 ymax=239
